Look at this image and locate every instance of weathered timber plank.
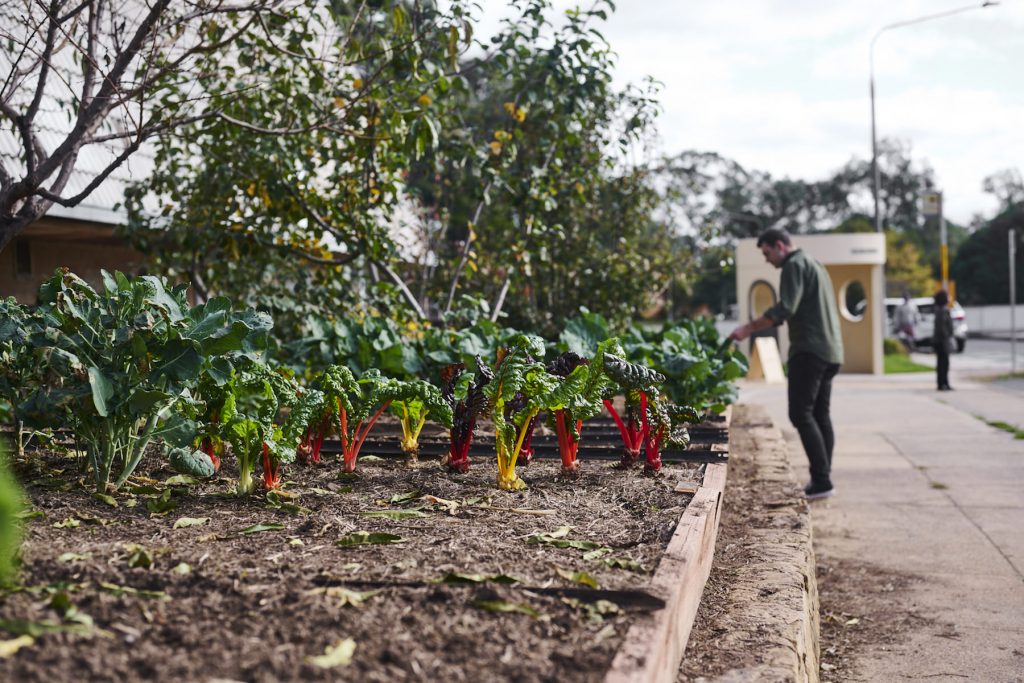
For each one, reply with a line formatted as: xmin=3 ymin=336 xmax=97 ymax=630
xmin=604 ymin=462 xmax=728 ymax=683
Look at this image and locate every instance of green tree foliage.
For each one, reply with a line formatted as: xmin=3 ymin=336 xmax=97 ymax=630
xmin=951 ymin=204 xmax=1024 ymax=305
xmin=125 ymin=0 xmax=669 ymax=342
xmin=404 ymin=1 xmax=665 ymax=334
xmin=123 ymin=1 xmax=475 ymax=338
xmin=884 ymin=231 xmax=935 ymax=298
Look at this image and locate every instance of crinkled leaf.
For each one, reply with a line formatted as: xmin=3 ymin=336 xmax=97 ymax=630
xmin=167 ymin=446 xmax=215 ymax=478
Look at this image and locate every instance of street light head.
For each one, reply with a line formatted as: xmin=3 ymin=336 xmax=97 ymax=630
xmin=982 ymin=1 xmax=999 ymax=7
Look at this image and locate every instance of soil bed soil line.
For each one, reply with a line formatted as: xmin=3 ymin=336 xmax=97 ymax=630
xmin=1 ymin=414 xmax=731 ymax=683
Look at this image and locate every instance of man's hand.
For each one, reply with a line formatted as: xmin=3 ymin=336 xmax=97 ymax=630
xmin=729 ymin=324 xmax=751 ymax=342
xmin=729 ymin=315 xmax=774 ymax=342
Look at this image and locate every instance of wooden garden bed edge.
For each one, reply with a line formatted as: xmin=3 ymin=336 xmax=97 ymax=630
xmin=603 ymin=409 xmax=731 ymax=683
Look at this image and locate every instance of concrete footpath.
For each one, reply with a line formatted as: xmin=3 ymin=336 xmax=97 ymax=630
xmin=740 ymin=366 xmax=1024 ymax=682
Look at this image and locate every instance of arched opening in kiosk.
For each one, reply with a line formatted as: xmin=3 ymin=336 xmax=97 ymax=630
xmin=748 ymin=280 xmax=779 ymax=343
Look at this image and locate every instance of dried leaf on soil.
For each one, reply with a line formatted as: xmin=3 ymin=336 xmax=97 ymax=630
xmin=56 ymin=552 xmax=90 ymax=563
xmin=240 ymin=523 xmax=285 ymax=534
xmin=307 ymin=638 xmax=356 ymax=668
xmin=358 ymin=509 xmax=426 ymax=520
xmin=0 ymin=636 xmax=33 ymax=658
xmin=434 ymin=573 xmax=521 ymax=585
xmin=172 ymin=517 xmax=210 ymax=529
xmin=555 ymin=567 xmax=599 ymax=589
xmin=471 ymin=599 xmax=543 ymax=619
xmin=336 ymin=531 xmax=404 ymax=546
xmin=98 ymin=581 xmax=169 ymax=601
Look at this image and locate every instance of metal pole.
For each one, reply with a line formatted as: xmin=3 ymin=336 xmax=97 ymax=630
xmin=1011 ymin=228 xmax=1017 ymax=374
xmin=868 ymin=2 xmax=1000 ymax=235
xmin=939 ymin=192 xmax=948 ymax=291
xmin=870 ymin=71 xmax=882 ymax=233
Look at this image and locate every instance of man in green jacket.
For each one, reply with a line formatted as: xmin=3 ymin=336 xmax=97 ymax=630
xmin=729 ymin=229 xmax=844 ymax=500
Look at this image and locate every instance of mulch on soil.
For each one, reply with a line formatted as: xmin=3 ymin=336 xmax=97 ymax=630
xmin=1 ymin=441 xmax=705 ymax=683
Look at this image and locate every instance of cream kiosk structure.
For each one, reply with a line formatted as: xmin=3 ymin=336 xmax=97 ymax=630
xmin=735 ymin=233 xmax=887 ymax=375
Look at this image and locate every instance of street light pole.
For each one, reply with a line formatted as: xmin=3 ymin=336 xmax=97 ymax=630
xmin=868 ymin=1 xmax=999 ymax=234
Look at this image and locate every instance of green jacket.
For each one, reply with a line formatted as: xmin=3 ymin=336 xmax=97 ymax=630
xmin=764 ymin=249 xmax=844 ymax=365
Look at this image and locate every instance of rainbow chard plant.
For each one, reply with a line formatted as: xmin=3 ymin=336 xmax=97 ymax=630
xmin=439 ymin=359 xmax=493 ymax=474
xmin=223 ymin=366 xmax=297 ymax=494
xmin=639 ymin=396 xmax=698 ymax=474
xmin=318 ymin=366 xmax=398 ymax=474
xmin=483 ymin=335 xmax=551 ymax=491
xmin=545 ymin=342 xmax=617 ymax=475
xmin=288 ymin=389 xmax=328 ymax=465
xmin=389 ymin=380 xmax=454 ymax=463
xmin=601 ymin=354 xmax=666 ymax=469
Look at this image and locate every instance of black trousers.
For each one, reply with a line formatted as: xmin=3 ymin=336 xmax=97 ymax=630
xmin=788 ymin=353 xmax=841 ymax=488
xmin=935 ymin=347 xmax=950 ymax=389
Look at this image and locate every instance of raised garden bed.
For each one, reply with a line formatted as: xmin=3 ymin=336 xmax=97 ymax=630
xmin=0 ymin=412 xmax=729 ymax=682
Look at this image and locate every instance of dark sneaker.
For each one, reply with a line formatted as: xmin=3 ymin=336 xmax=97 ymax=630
xmin=803 ymin=482 xmax=835 ymax=500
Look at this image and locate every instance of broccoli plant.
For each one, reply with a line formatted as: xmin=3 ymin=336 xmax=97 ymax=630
xmin=0 ymin=298 xmax=43 ymax=457
xmin=439 ymin=359 xmax=493 ymax=474
xmin=19 ymin=270 xmax=270 ymax=492
xmin=389 ymin=380 xmax=453 ymax=462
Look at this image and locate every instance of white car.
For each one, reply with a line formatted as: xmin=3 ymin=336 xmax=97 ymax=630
xmin=885 ymin=297 xmax=968 ymax=353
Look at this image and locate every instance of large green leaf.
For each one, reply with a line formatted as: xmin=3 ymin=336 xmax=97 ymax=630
xmin=87 ymin=366 xmax=113 ymax=417
xmin=155 ymin=339 xmax=202 ymax=383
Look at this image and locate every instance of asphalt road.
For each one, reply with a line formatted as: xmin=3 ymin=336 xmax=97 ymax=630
xmin=912 ymin=336 xmax=1024 ymax=375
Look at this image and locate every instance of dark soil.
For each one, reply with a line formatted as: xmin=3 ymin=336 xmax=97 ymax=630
xmin=815 ymin=555 xmax=935 ymax=682
xmin=1 ymin=439 xmax=705 ymax=682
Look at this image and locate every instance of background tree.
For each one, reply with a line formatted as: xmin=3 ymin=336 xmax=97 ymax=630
xmin=951 ymin=204 xmax=1024 ymax=305
xmin=0 ymin=0 xmax=354 ymax=252
xmin=123 ymin=0 xmax=474 ymax=337
xmin=405 ymin=0 xmax=664 ymax=334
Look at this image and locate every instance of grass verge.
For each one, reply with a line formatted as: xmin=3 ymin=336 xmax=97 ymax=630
xmin=973 ymin=414 xmax=1024 ymax=440
xmin=884 ymin=353 xmax=931 ymax=374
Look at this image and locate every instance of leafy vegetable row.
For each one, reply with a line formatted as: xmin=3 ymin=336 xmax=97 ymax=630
xmin=1 ymin=270 xmax=747 ymax=494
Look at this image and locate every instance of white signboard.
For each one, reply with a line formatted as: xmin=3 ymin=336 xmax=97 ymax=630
xmin=922 ymin=192 xmax=942 ymax=218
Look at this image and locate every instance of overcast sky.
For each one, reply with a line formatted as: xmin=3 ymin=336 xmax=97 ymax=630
xmin=476 ymin=0 xmax=1024 ymax=225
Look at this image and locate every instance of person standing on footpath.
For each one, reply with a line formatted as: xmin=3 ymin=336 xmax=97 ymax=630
xmin=894 ymin=292 xmax=920 ymax=351
xmin=729 ymin=229 xmax=844 ymax=500
xmin=932 ymin=290 xmax=954 ymax=391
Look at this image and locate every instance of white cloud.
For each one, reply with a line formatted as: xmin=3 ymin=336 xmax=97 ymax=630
xmin=465 ymin=0 xmax=1024 ymax=223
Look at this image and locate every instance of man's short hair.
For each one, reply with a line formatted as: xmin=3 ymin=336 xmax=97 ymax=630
xmin=756 ymin=228 xmax=791 ymax=248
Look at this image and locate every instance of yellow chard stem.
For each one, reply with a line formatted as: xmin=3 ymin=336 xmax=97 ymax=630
xmin=412 ymin=413 xmax=427 ymax=442
xmin=512 ymin=409 xmax=539 ymax=463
